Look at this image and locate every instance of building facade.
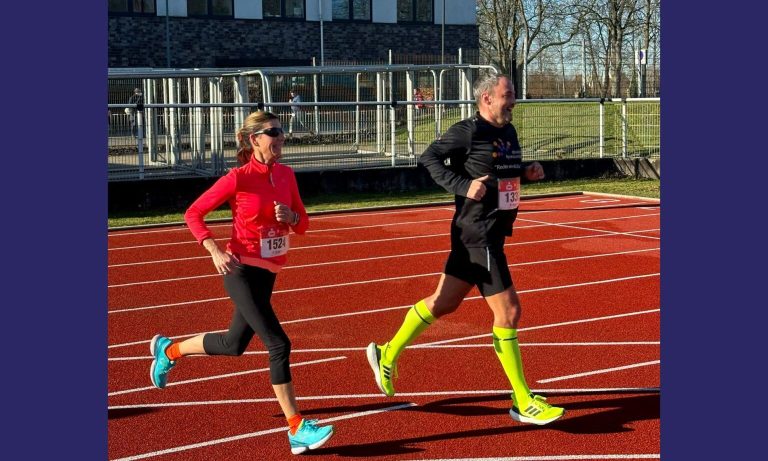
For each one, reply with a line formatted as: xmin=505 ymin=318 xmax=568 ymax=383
xmin=108 ymin=0 xmax=479 ymax=68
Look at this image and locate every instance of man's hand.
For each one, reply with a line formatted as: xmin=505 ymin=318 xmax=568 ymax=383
xmin=525 ymin=162 xmax=545 ymax=181
xmin=467 ymin=175 xmax=492 ymax=201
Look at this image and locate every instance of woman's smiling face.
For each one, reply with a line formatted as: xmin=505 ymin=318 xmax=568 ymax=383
xmin=251 ymin=121 xmax=285 ymax=165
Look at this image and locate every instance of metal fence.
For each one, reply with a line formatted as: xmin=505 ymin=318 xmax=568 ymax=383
xmin=108 ymin=64 xmax=659 ymax=181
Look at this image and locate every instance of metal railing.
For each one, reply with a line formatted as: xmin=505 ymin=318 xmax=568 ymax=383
xmin=108 ymin=65 xmax=659 ymax=181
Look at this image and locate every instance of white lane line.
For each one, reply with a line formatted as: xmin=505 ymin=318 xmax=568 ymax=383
xmin=108 ymin=207 xmax=456 ymax=238
xmin=108 ymin=265 xmax=659 ymax=314
xmin=110 ymin=402 xmax=417 ymax=461
xmin=108 ymin=356 xmax=345 ymax=397
xmin=109 ymin=304 xmax=415 ymax=348
xmin=106 ymin=195 xmax=595 ymax=239
xmin=108 ymin=212 xmax=659 ymax=252
xmin=401 ymin=455 xmax=659 ymax=460
xmin=519 ymin=216 xmax=660 ymax=241
xmin=107 ymin=273 xmax=661 ymax=349
xmin=108 ymin=387 xmax=659 ymax=410
xmin=108 ymin=218 xmax=658 ymax=269
xmin=417 ymin=308 xmax=660 ymax=347
xmin=537 ymin=360 xmax=660 ymax=383
xmin=108 ymin=245 xmax=658 ymax=291
xmin=109 ymin=303 xmax=658 ymax=351
xmin=109 ymin=342 xmax=660 ymax=361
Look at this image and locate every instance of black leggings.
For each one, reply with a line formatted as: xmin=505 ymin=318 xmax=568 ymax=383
xmin=202 ymin=264 xmax=292 ymax=385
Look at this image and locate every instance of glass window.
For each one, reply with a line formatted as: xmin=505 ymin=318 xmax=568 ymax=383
xmin=109 ymin=0 xmax=154 ymax=14
xmin=263 ymin=0 xmax=281 ymax=17
xmin=263 ymin=0 xmax=305 ymax=19
xmin=332 ymin=0 xmax=349 ymax=20
xmin=212 ymin=0 xmax=233 ymax=16
xmin=133 ymin=0 xmax=155 ymax=13
xmin=397 ymin=0 xmax=412 ymax=22
xmin=188 ymin=0 xmax=233 ymax=17
xmin=188 ymin=0 xmax=207 ymax=15
xmin=415 ymin=0 xmax=432 ymax=22
xmin=108 ymin=0 xmax=129 ymax=13
xmin=398 ymin=0 xmax=432 ymax=23
xmin=352 ymin=0 xmax=370 ymax=20
xmin=333 ymin=0 xmax=369 ymax=21
xmin=285 ymin=0 xmax=304 ymax=18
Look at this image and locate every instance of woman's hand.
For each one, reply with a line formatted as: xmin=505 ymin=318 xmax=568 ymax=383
xmin=202 ymin=238 xmax=240 ymax=275
xmin=274 ymin=201 xmax=298 ymax=225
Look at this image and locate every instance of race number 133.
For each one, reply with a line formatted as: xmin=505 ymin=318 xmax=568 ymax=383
xmin=498 ymin=178 xmax=521 ymax=210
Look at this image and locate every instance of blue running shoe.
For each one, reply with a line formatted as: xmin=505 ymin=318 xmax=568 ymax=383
xmin=287 ymin=419 xmax=334 ymax=455
xmin=150 ymin=334 xmax=176 ymax=389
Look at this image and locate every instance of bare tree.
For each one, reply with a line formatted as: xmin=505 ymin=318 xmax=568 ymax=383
xmin=477 ymin=0 xmax=523 ymax=78
xmin=578 ymin=0 xmax=642 ymax=97
xmin=477 ymin=0 xmax=659 ymax=98
xmin=478 ymin=0 xmax=587 ymax=95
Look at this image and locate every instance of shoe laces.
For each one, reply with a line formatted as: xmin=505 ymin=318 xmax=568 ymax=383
xmin=300 ymin=419 xmax=321 ymax=432
xmin=158 ymin=357 xmax=175 ymax=374
xmin=381 ymin=343 xmax=399 ymax=381
xmin=527 ymin=395 xmax=554 ymax=412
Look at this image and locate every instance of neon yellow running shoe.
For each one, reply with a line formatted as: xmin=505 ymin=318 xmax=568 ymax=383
xmin=366 ymin=342 xmax=397 ymax=397
xmin=509 ymin=394 xmax=564 ymax=425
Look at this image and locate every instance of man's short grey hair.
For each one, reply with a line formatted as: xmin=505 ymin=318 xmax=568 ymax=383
xmin=473 ymin=73 xmax=512 ymax=106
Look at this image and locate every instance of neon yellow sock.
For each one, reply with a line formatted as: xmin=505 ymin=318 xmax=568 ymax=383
xmin=384 ymin=300 xmax=436 ymax=362
xmin=492 ymin=326 xmax=532 ymax=405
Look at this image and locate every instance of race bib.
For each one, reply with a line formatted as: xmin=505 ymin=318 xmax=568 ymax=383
xmin=498 ymin=177 xmax=520 ymax=210
xmin=260 ymin=226 xmax=289 ymax=258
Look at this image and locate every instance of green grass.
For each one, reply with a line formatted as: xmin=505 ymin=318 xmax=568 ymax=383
xmin=108 ymin=177 xmax=659 ymax=228
xmin=393 ymin=102 xmax=660 ymax=159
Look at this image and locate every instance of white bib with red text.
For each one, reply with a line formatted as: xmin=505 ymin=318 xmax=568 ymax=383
xmin=498 ymin=177 xmax=521 ymax=210
xmin=260 ymin=226 xmax=289 ymax=258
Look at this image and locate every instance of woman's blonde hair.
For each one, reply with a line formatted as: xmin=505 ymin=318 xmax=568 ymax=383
xmin=235 ymin=111 xmax=279 ymax=165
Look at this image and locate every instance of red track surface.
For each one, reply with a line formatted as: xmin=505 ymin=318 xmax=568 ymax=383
xmin=108 ymin=193 xmax=660 ymax=461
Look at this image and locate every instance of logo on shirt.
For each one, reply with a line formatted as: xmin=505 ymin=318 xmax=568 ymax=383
xmin=492 ymin=139 xmax=518 ymax=159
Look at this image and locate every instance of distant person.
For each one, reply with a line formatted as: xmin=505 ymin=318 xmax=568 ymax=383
xmin=288 ymin=89 xmax=309 ymax=137
xmin=366 ymin=73 xmax=565 ymax=426
xmin=149 ymin=111 xmax=334 ymax=455
xmin=413 ymin=87 xmax=425 ymax=114
xmin=127 ymin=88 xmax=143 ymax=138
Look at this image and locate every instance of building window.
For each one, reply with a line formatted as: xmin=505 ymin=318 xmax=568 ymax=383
xmin=108 ymin=0 xmax=156 ymax=14
xmin=264 ymin=0 xmax=305 ymax=19
xmin=332 ymin=0 xmax=370 ymax=21
xmin=187 ymin=0 xmax=233 ymax=17
xmin=397 ymin=0 xmax=432 ymax=23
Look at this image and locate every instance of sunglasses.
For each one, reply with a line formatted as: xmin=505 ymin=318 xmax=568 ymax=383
xmin=253 ymin=127 xmax=284 ymax=137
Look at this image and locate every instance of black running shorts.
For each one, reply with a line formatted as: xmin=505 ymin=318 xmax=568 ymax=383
xmin=444 ymin=243 xmax=513 ymax=297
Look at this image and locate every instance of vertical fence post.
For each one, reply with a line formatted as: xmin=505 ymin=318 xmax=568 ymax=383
xmin=431 ymin=69 xmax=439 ymax=139
xmin=406 ymin=70 xmax=414 ymax=157
xmin=137 ymin=110 xmax=144 ymax=180
xmin=599 ymin=99 xmax=604 ymax=158
xmin=149 ymin=80 xmax=158 ymax=162
xmin=167 ymin=78 xmax=180 ymax=165
xmin=389 ymin=50 xmax=396 ymax=166
xmin=522 ymin=36 xmax=528 ymax=99
xmin=376 ymin=72 xmax=383 ymax=154
xmin=622 ymin=99 xmax=627 ymax=158
xmin=312 ymin=57 xmax=320 ymax=135
xmin=355 ymin=73 xmax=361 ymax=147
